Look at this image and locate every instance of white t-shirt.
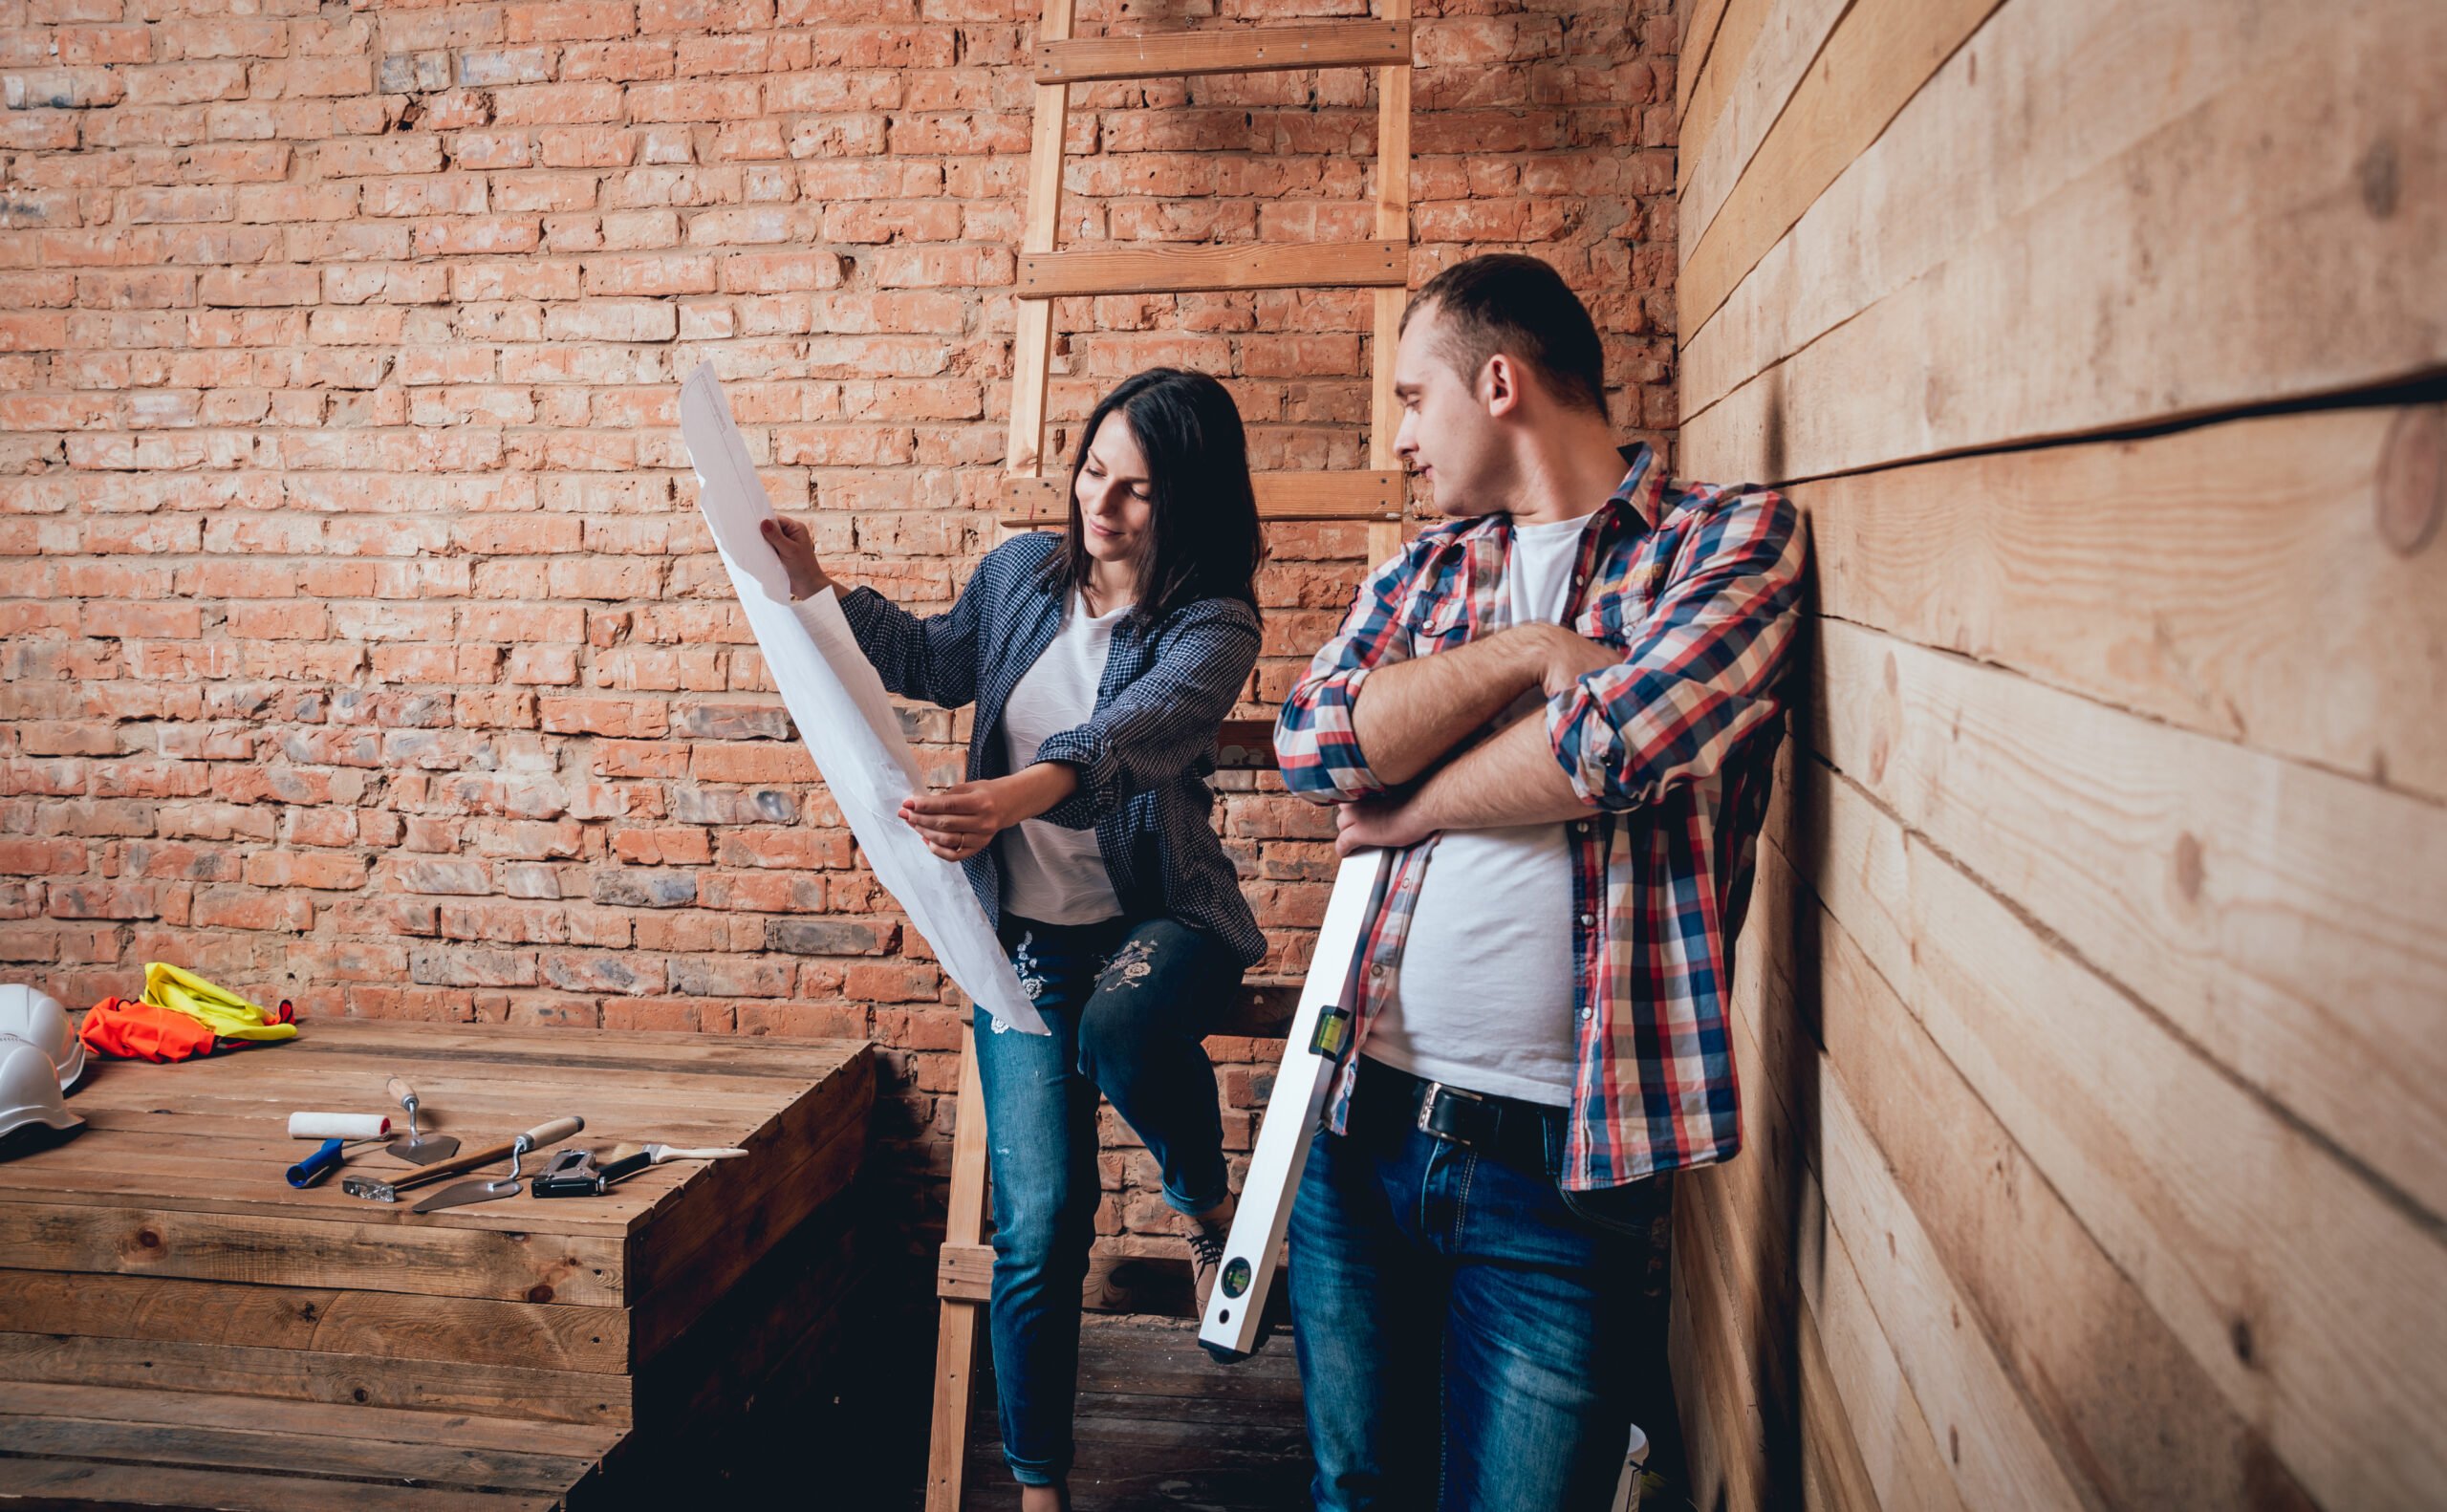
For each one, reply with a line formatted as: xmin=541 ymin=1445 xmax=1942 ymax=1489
xmin=995 ymin=590 xmax=1127 ymax=924
xmin=1366 ymin=511 xmax=1596 ymax=1106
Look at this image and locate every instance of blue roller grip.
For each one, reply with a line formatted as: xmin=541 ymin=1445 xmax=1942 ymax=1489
xmin=287 ymin=1137 xmax=344 ymax=1189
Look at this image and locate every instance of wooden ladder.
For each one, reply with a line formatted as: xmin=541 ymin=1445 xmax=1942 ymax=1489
xmin=924 ymin=9 xmax=1417 ymax=1508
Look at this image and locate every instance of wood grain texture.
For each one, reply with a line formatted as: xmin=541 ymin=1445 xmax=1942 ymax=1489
xmin=1765 ymin=832 xmax=2327 ymax=1510
xmin=1676 ymin=0 xmax=1737 ymax=124
xmin=0 ymin=1329 xmax=633 ymax=1427
xmin=1004 ymin=0 xmax=1074 ymax=483
xmin=1793 ymin=758 xmax=2447 ymax=1509
xmin=1036 ymin=21 xmax=1409 ymax=82
xmin=1677 ymin=773 xmax=1963 ymax=1512
xmin=1813 ymin=1057 xmax=2084 ymax=1512
xmin=0 ymin=1267 xmax=629 ymax=1373
xmin=1369 ymin=2 xmax=1414 ymax=570
xmin=1809 ymin=617 xmax=2447 ymax=1222
xmin=1794 ymin=406 xmax=2447 ymax=803
xmin=1680 ymin=0 xmax=2338 ymax=422
xmin=0 ymin=1020 xmax=873 ymax=1505
xmin=1677 ymin=0 xmax=2002 ymax=338
xmin=1675 ymin=0 xmax=1770 ymax=182
xmin=1682 ymin=0 xmax=2447 ymax=481
xmin=1677 ymin=0 xmax=1850 ymax=256
xmin=925 ymin=1025 xmax=992 ymax=1512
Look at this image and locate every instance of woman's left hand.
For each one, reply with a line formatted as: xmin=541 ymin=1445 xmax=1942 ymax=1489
xmin=899 ymin=781 xmax=1013 ymax=863
xmin=901 ymin=764 xmax=1081 ymax=863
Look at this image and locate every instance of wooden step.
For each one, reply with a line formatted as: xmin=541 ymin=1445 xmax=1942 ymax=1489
xmin=997 ymin=470 xmax=1402 ymax=527
xmin=1036 ymin=21 xmax=1412 ymax=83
xmin=1018 ymin=241 xmax=1406 ymax=299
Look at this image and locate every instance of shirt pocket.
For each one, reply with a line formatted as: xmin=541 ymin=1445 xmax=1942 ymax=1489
xmin=1411 ymin=595 xmax=1477 ymax=656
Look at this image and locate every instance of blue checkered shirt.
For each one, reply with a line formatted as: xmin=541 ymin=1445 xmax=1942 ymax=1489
xmin=839 ymin=530 xmax=1267 ymax=969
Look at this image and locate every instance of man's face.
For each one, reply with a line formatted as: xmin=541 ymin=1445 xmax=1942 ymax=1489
xmin=1392 ymin=302 xmax=1510 ymax=518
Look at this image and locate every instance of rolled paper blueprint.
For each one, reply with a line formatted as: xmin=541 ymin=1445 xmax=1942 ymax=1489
xmin=680 ymin=361 xmax=1047 ymax=1035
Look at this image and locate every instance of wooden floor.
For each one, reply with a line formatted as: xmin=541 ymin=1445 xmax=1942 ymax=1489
xmin=960 ymin=1315 xmax=1310 ymax=1512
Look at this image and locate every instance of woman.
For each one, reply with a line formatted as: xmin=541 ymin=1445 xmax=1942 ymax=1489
xmin=761 ymin=368 xmax=1267 ymax=1511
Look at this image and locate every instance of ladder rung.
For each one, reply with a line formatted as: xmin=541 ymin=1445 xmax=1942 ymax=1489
xmin=1018 ymin=241 xmax=1406 ymax=299
xmin=997 ymin=469 xmax=1403 ymax=527
xmin=1036 ymin=21 xmax=1413 ymax=83
xmin=938 ymin=1242 xmax=992 ymax=1302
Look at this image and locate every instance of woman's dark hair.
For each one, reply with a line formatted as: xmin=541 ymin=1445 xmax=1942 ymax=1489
xmin=1040 ymin=368 xmax=1264 ymax=625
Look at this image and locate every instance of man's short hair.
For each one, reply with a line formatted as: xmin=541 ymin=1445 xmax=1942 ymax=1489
xmin=1401 ymin=253 xmax=1608 ymax=415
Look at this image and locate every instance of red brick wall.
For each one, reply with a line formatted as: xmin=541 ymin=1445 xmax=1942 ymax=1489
xmin=0 ymin=0 xmax=1677 ymax=1253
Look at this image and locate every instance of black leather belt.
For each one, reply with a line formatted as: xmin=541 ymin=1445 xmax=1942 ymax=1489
xmin=1375 ymin=1061 xmax=1554 ymax=1173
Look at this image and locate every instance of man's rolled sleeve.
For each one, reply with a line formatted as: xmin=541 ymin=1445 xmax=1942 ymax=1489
xmin=1273 ymin=539 xmax=1426 ymax=804
xmin=1546 ymin=487 xmax=1803 ymax=810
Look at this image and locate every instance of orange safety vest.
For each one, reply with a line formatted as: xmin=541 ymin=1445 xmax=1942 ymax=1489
xmin=78 ymin=996 xmax=289 ymax=1063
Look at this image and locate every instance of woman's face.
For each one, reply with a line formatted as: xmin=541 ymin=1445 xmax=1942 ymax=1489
xmin=1072 ymin=411 xmax=1156 ymax=569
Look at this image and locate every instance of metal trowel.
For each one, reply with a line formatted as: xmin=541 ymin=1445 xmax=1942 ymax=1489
xmin=343 ymin=1115 xmax=584 ymax=1207
xmin=408 ymin=1115 xmax=585 ymax=1213
xmin=385 ymin=1075 xmax=459 ymax=1165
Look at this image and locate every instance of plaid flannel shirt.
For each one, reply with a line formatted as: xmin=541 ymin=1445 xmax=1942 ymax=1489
xmin=1274 ymin=444 xmax=1803 ymax=1190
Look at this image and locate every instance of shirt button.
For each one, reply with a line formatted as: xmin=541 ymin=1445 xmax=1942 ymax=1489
xmin=1579 ymin=1008 xmax=1593 ymax=1020
xmin=1571 ymin=821 xmax=1589 ymax=833
xmin=1577 ymin=912 xmax=1595 ymax=927
xmin=1369 ymin=963 xmax=1384 ymax=978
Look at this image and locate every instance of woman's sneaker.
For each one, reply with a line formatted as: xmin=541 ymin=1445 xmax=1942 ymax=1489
xmin=1186 ymin=1194 xmax=1236 ymax=1314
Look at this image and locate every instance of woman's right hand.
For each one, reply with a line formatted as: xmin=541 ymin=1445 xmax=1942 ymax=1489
xmin=759 ymin=515 xmax=833 ymax=601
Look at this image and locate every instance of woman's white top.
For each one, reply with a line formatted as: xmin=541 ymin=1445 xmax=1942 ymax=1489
xmin=995 ymin=589 xmax=1128 ymax=924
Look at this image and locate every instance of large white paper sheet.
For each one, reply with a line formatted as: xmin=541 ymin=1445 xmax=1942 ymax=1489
xmin=681 ymin=361 xmax=1048 ymax=1035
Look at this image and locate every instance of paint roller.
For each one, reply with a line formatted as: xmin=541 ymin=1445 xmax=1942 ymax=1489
xmin=284 ymin=1112 xmax=393 ymax=1188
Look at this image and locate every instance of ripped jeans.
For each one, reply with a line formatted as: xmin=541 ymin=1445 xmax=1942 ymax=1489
xmin=973 ymin=913 xmax=1242 ymax=1487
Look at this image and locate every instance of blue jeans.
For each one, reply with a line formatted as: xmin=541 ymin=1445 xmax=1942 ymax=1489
xmin=1288 ymin=1057 xmax=1677 ymax=1511
xmin=972 ymin=913 xmax=1242 ymax=1488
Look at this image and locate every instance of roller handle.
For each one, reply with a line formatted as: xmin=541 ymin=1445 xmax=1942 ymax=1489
xmin=286 ymin=1138 xmax=346 ymax=1189
xmin=289 ymin=1112 xmax=391 ymax=1141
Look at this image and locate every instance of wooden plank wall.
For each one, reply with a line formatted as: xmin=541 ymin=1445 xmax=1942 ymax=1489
xmin=1667 ymin=1 xmax=2447 ymax=1508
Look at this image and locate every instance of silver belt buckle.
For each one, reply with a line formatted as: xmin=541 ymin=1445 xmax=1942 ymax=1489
xmin=1416 ymin=1080 xmax=1483 ymax=1141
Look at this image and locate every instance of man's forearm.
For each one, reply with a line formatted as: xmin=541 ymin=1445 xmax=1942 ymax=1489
xmin=1404 ymin=714 xmax=1589 ymax=832
xmin=1350 ymin=633 xmax=1544 ymax=786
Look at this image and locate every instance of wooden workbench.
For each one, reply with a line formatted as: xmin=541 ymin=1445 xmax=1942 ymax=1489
xmin=0 ymin=1019 xmax=875 ymax=1509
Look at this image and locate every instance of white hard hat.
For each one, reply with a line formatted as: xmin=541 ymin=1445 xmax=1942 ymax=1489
xmin=0 ymin=983 xmax=83 ymax=1093
xmin=0 ymin=1034 xmax=81 ymax=1145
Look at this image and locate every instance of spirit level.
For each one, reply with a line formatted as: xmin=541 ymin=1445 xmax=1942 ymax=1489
xmin=1199 ymin=846 xmax=1392 ymax=1361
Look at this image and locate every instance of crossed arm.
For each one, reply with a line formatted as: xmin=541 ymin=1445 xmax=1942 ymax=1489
xmin=1330 ymin=624 xmax=1614 ymax=854
xmin=1279 ymin=488 xmax=1805 ymax=855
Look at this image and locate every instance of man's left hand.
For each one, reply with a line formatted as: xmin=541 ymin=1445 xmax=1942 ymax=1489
xmin=1334 ymin=794 xmax=1433 ymax=856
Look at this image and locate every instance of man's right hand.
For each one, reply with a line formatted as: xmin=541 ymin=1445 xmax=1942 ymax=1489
xmin=1505 ymin=621 xmax=1621 ymax=698
xmin=759 ymin=515 xmax=833 ymax=601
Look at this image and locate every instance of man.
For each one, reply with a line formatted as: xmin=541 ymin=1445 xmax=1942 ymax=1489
xmin=1273 ymin=253 xmax=1803 ymax=1510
